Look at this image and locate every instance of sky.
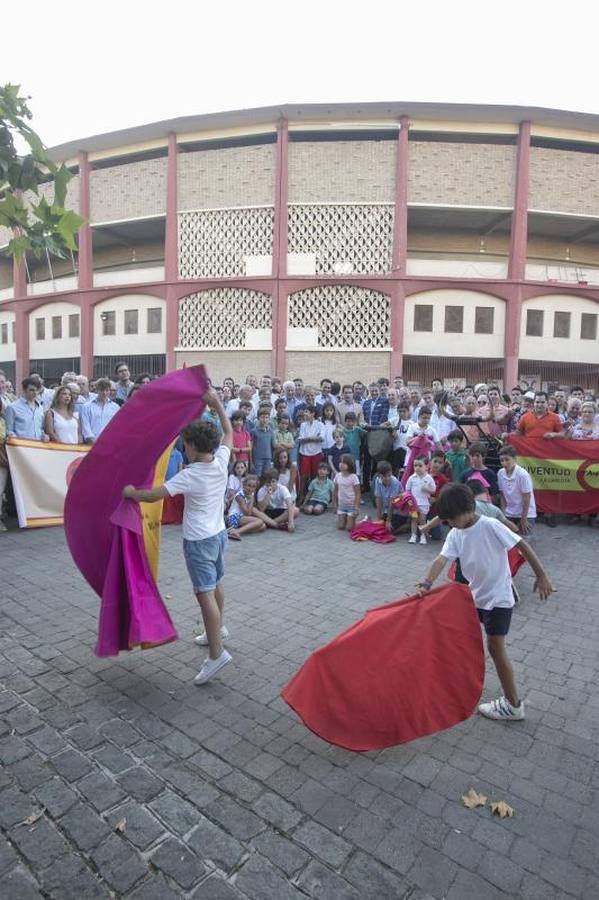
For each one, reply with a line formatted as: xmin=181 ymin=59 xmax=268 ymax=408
xmin=4 ymin=0 xmax=599 ymax=149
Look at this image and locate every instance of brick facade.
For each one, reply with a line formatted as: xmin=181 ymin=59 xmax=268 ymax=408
xmin=175 ymin=349 xmax=272 ymax=384
xmin=285 ymin=351 xmax=391 ymax=385
xmin=529 ymin=146 xmax=599 ymax=215
xmin=90 ymin=159 xmax=167 ymax=223
xmin=288 ymin=140 xmax=396 ymax=203
xmin=408 ymin=142 xmax=516 ymax=207
xmin=178 ymin=145 xmax=276 ymax=210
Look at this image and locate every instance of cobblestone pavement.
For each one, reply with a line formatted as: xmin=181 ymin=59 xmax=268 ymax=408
xmin=1 ymin=508 xmax=598 ymax=900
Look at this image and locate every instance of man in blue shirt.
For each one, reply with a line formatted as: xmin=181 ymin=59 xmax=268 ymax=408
xmin=80 ymin=378 xmax=120 ymax=443
xmin=5 ymin=378 xmax=48 ymax=441
xmin=362 ymin=382 xmax=390 ymax=426
xmin=114 ymin=362 xmax=132 ymax=405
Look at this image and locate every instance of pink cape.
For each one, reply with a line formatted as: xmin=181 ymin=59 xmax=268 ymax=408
xmin=282 ymin=584 xmax=484 ymax=751
xmin=64 ymin=366 xmax=208 ymax=656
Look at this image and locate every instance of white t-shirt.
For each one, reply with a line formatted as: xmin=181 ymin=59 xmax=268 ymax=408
xmin=164 ymin=445 xmax=230 ymax=540
xmin=404 ymin=472 xmax=436 ymax=513
xmin=299 ymin=420 xmax=325 ymax=456
xmin=406 ymin=422 xmax=439 ymax=445
xmin=497 ymin=465 xmax=537 ymax=519
xmin=441 ymin=516 xmax=520 ymax=609
xmin=257 ymin=483 xmax=292 ymax=509
xmin=388 ymin=410 xmax=412 ymax=451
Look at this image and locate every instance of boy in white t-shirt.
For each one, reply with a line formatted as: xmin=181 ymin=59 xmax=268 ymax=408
xmin=256 ymin=469 xmax=299 ymax=531
xmin=123 ymin=389 xmax=234 ymax=686
xmin=497 ymin=445 xmax=536 ymax=536
xmin=416 ymin=483 xmax=554 ymax=721
xmin=405 ymin=456 xmax=436 ymax=545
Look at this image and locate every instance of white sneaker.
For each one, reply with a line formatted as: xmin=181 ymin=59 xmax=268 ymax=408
xmin=194 ymin=650 xmax=232 ymax=685
xmin=419 ymin=534 xmax=427 ymax=545
xmin=478 ymin=696 xmax=525 ymax=721
xmin=408 ymin=534 xmax=417 ymax=544
xmin=195 ymin=625 xmax=229 ymax=646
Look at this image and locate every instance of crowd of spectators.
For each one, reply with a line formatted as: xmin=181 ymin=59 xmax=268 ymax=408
xmin=1 ymin=364 xmax=598 ymax=534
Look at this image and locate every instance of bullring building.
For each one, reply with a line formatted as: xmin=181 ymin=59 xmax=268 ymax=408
xmin=1 ymin=102 xmax=599 ymax=390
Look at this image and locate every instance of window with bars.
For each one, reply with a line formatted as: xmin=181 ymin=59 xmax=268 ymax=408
xmin=35 ymin=318 xmax=45 ymax=340
xmin=526 ymin=309 xmax=543 ymax=337
xmin=0 ymin=324 xmax=7 ymax=344
xmin=124 ymin=309 xmax=139 ymax=335
xmin=52 ymin=316 xmax=62 ymax=339
xmin=414 ymin=304 xmax=433 ymax=332
xmin=553 ymin=311 xmax=570 ymax=339
xmin=102 ymin=311 xmax=116 ymax=336
xmin=147 ymin=307 xmax=162 ymax=334
xmin=444 ymin=305 xmax=464 ymax=333
xmin=580 ymin=312 xmax=597 ymax=340
xmin=475 ymin=306 xmax=494 ymax=334
xmin=69 ymin=313 xmax=80 ymax=338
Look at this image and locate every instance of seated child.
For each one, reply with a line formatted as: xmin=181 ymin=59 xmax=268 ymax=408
xmin=302 ymin=461 xmax=334 ymax=515
xmin=226 ymin=474 xmax=267 ymax=540
xmin=446 ymin=430 xmax=469 ymax=482
xmin=256 ymin=468 xmax=300 ymax=531
xmin=372 ymin=460 xmax=402 ymax=530
xmin=405 ymin=455 xmax=436 ymax=545
xmin=460 ymin=441 xmax=499 ymax=498
xmin=273 ymin=447 xmax=298 ymax=503
xmin=225 ymin=460 xmax=248 ymax=514
xmin=333 ymin=454 xmax=361 ymax=531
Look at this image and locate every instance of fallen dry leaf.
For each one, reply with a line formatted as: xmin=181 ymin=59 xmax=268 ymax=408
xmin=164 ymin=594 xmax=172 ymax=601
xmin=490 ymin=800 xmax=514 ymax=818
xmin=21 ymin=809 xmax=45 ymax=826
xmin=114 ymin=818 xmax=127 ymax=833
xmin=461 ymin=788 xmax=487 ymax=809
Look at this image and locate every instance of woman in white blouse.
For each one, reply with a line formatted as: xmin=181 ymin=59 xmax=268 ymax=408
xmin=44 ymin=386 xmax=81 ymax=444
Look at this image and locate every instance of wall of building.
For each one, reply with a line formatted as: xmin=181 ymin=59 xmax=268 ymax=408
xmin=0 ymin=308 xmax=16 ymax=362
xmin=403 ymin=289 xmax=506 ymax=358
xmin=29 ymin=301 xmax=81 ymax=360
xmin=408 ymin=142 xmax=516 ymax=207
xmin=287 ymin=140 xmax=397 ymax=203
xmin=178 ymin=145 xmax=276 ymax=210
xmin=93 ymin=294 xmax=166 ymax=356
xmin=285 ymin=350 xmax=391 ymax=385
xmin=175 ymin=350 xmax=272 ymax=385
xmin=90 ymin=159 xmax=167 ymax=223
xmin=519 ymin=294 xmax=599 ymax=363
xmin=529 ymin=147 xmax=599 ymax=215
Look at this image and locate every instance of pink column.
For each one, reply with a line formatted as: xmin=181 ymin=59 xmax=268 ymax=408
xmin=504 ymin=288 xmax=523 ymax=390
xmin=165 ymin=132 xmax=178 ymax=282
xmin=272 ymin=118 xmax=289 ymax=278
xmin=391 ymin=116 xmax=410 ymax=275
xmin=14 ymin=306 xmax=29 ymax=386
xmin=78 ymin=151 xmax=93 ymax=290
xmin=165 ymin=285 xmax=178 ymax=372
xmin=389 ymin=282 xmax=406 ymax=379
xmin=508 ymin=121 xmax=531 ymax=281
xmin=79 ymin=294 xmax=94 ymax=377
xmin=272 ymin=284 xmax=288 ymax=378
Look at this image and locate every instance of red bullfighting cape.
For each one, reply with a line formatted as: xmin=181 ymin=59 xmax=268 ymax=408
xmin=282 ymin=584 xmax=484 ymax=751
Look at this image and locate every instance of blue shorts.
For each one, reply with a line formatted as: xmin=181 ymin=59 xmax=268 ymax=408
xmin=337 ymin=506 xmax=356 ymax=516
xmin=477 ymin=607 xmax=512 ymax=636
xmin=227 ymin=512 xmax=242 ymax=529
xmin=183 ymin=530 xmax=227 ymax=593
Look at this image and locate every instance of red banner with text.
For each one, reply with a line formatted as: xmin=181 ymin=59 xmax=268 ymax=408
xmin=508 ymin=436 xmax=599 ymax=515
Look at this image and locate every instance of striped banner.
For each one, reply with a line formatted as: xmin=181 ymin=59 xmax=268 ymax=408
xmin=5 ymin=437 xmax=90 ymax=528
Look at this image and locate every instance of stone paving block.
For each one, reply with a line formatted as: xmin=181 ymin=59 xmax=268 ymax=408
xmin=105 ymin=800 xmax=165 ymax=850
xmin=204 ymin=795 xmax=267 ymax=841
xmin=251 ymin=828 xmax=310 ymax=877
xmin=51 ymin=747 xmax=93 ymax=782
xmin=297 ymin=859 xmax=361 ymax=900
xmin=116 ymin=765 xmax=163 ymax=801
xmin=187 ymin=816 xmax=246 ymax=871
xmin=0 ymin=734 xmax=32 ymax=765
xmin=129 ymin=875 xmax=183 ymax=900
xmin=149 ymin=788 xmax=203 ymax=836
xmin=76 ymin=770 xmax=127 ymax=812
xmin=9 ymin=817 xmax=69 ymax=869
xmin=519 ymin=872 xmax=559 ymax=900
xmin=150 ymin=837 xmax=207 ymax=890
xmin=374 ymin=827 xmax=420 ymax=876
xmin=234 ymin=853 xmax=306 ymax=900
xmin=0 ymin=833 xmax=19 ymax=875
xmin=100 ymin=718 xmax=142 ymax=747
xmin=188 ymin=748 xmax=233 ymax=780
xmin=219 ymin=769 xmax=264 ymax=803
xmin=40 ymin=854 xmax=112 ymax=899
xmin=2 ymin=865 xmax=45 ymax=900
xmin=93 ymin=743 xmax=135 ymax=774
xmin=25 ymin=726 xmax=67 ymax=756
xmin=446 ymin=868 xmax=511 ymax=900
xmin=478 ymin=847 xmax=524 ymax=894
xmin=252 ymin=790 xmax=304 ymax=832
xmin=8 ymin=752 xmax=52 ymax=791
xmin=66 ymin=723 xmax=104 ymax=751
xmin=342 ymin=850 xmax=412 ymax=899
xmin=0 ymin=785 xmax=39 ymax=828
xmin=293 ymin=820 xmax=352 ymax=869
xmin=60 ymin=803 xmax=111 ymax=851
xmin=33 ymin=776 xmax=78 ymax=818
xmin=190 ymin=874 xmax=245 ymax=899
xmin=90 ymin=834 xmax=148 ymax=894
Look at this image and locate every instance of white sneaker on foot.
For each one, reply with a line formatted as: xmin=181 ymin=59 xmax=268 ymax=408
xmin=195 ymin=625 xmax=229 ymax=646
xmin=408 ymin=534 xmax=417 ymax=544
xmin=194 ymin=650 xmax=232 ymax=685
xmin=419 ymin=534 xmax=427 ymax=545
xmin=478 ymin=696 xmax=525 ymax=721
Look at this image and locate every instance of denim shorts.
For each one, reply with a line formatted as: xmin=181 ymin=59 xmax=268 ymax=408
xmin=477 ymin=607 xmax=513 ymax=636
xmin=337 ymin=506 xmax=356 ymax=516
xmin=183 ymin=530 xmax=227 ymax=593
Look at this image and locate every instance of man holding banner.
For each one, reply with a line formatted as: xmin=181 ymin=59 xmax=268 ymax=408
xmin=515 ymin=391 xmax=566 ymax=526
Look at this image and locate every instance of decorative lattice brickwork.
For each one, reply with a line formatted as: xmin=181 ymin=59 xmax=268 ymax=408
xmin=288 ymin=285 xmax=391 ymax=349
xmin=178 ymin=207 xmax=274 ymax=278
xmin=288 ymin=204 xmax=393 ymax=275
xmin=178 ymin=288 xmax=272 ymax=349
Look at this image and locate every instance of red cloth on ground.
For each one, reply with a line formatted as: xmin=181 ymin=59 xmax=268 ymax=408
xmin=282 ymin=584 xmax=484 ymax=751
xmin=350 ymin=521 xmax=395 ymax=543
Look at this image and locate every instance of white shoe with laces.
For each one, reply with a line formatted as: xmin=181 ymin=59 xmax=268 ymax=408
xmin=419 ymin=534 xmax=427 ymax=545
xmin=195 ymin=625 xmax=229 ymax=646
xmin=408 ymin=534 xmax=417 ymax=544
xmin=194 ymin=650 xmax=232 ymax=685
xmin=478 ymin=696 xmax=525 ymax=721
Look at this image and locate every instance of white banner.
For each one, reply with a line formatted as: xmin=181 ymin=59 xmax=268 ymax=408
xmin=6 ymin=438 xmax=90 ymax=528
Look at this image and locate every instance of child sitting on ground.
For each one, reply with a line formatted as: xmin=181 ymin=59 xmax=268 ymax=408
xmin=373 ymin=460 xmax=402 ymax=530
xmin=416 ymin=483 xmax=554 ymax=721
xmin=226 ymin=474 xmax=267 ymax=540
xmin=273 ymin=447 xmax=298 ymax=504
xmin=460 ymin=441 xmax=499 ymax=498
xmin=446 ymin=430 xmax=469 ymax=482
xmin=256 ymin=468 xmax=300 ymax=532
xmin=497 ymin=444 xmax=536 ymax=536
xmin=225 ymin=459 xmax=248 ymax=514
xmin=405 ymin=455 xmax=436 ymax=545
xmin=333 ymin=454 xmax=361 ymax=531
xmin=302 ymin=461 xmax=334 ymax=515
